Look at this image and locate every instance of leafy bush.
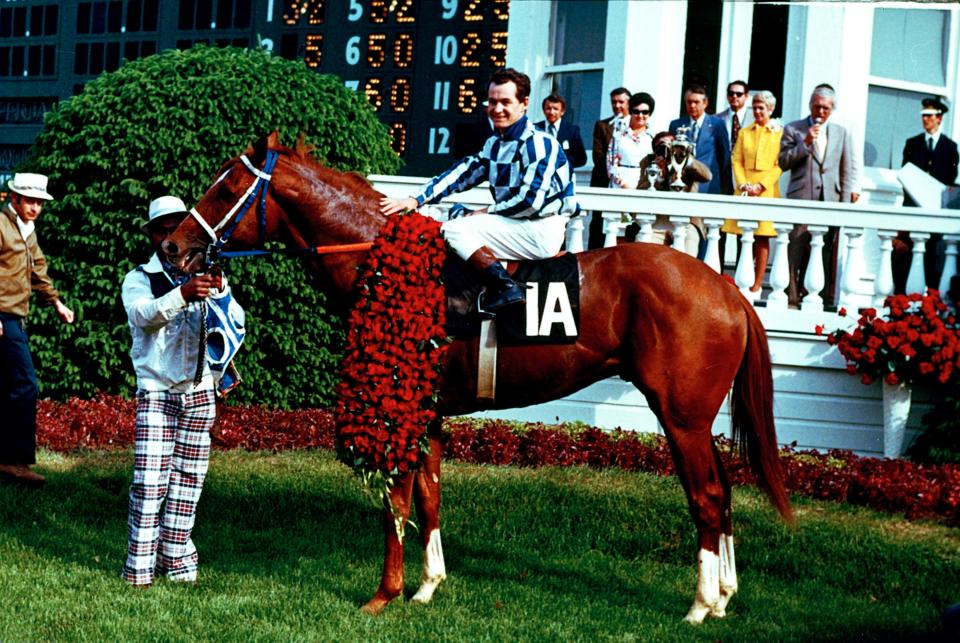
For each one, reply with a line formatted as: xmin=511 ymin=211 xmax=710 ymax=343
xmin=20 ymin=45 xmax=400 ymax=407
xmin=36 ymin=395 xmax=960 ymax=525
xmin=910 ymin=394 xmax=960 ymax=465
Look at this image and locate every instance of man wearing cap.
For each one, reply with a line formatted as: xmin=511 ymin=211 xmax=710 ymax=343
xmin=121 ymin=195 xmax=242 ymax=588
xmin=0 ymin=173 xmax=74 ymax=486
xmin=895 ymin=97 xmax=959 ymax=292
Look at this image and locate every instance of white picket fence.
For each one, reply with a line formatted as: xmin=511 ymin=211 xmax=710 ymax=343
xmin=370 ymin=175 xmax=958 ymax=456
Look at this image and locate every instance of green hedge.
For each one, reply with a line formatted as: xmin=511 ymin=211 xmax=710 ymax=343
xmin=20 ymin=45 xmax=400 ymax=408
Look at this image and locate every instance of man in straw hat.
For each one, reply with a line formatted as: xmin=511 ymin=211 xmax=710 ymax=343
xmin=120 ymin=195 xmax=243 ymax=588
xmin=0 ymin=173 xmax=74 ymax=487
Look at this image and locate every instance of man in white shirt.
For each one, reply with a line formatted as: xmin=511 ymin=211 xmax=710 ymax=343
xmin=716 ymin=80 xmax=753 ymax=170
xmin=121 ymin=195 xmax=242 ymax=588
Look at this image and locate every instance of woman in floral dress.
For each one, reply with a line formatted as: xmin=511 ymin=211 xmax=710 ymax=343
xmin=607 ymin=92 xmax=655 ymax=189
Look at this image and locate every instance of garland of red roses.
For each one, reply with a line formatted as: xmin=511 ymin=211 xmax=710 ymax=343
xmin=334 ymin=211 xmax=448 ymax=501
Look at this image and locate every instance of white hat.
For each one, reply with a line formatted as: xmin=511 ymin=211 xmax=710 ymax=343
xmin=142 ymin=195 xmax=189 ymax=232
xmin=8 ymin=173 xmax=53 ymax=201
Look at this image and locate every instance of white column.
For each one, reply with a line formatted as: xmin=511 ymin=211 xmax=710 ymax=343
xmin=905 ymin=232 xmax=930 ymax=295
xmin=801 ymin=225 xmax=829 ymax=312
xmin=601 ymin=213 xmax=621 ymax=248
xmin=734 ymin=222 xmax=759 ymax=299
xmin=565 ymin=214 xmax=586 ymax=253
xmin=767 ymin=224 xmax=791 ymax=310
xmin=703 ymin=218 xmax=724 ymax=273
xmin=634 ymin=214 xmax=655 ymax=243
xmin=838 ymin=228 xmax=865 ymax=309
xmin=669 ymin=216 xmax=688 ymax=253
xmin=874 ymin=230 xmax=896 ymax=308
xmin=938 ymin=234 xmax=959 ymax=302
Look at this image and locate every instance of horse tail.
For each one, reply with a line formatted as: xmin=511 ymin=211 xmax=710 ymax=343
xmin=731 ymin=298 xmax=794 ymax=524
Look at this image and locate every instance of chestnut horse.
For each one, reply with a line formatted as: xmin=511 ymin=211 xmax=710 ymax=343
xmin=164 ymin=132 xmax=792 ymax=624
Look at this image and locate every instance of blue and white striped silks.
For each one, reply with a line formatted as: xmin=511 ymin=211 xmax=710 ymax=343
xmin=206 ymin=288 xmax=245 ymax=394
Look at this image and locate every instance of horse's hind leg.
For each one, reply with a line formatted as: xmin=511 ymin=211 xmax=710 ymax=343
xmin=661 ymin=427 xmax=729 ymax=624
xmin=411 ymin=434 xmax=447 ymax=604
xmin=713 ymin=442 xmax=738 ymax=616
xmin=361 ymin=472 xmax=415 ymax=615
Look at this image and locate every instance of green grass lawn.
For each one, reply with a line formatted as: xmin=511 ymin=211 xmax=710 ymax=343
xmin=0 ymin=450 xmax=957 ymax=642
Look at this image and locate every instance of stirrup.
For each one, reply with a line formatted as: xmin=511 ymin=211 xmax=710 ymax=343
xmin=475 ymin=291 xmax=496 ymax=320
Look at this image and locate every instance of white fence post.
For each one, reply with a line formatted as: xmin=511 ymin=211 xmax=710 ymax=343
xmin=801 ymin=225 xmax=829 ymax=312
xmin=874 ymin=230 xmax=896 ymax=307
xmin=703 ymin=218 xmax=724 ymax=273
xmin=767 ymin=224 xmax=791 ymax=309
xmin=905 ymin=232 xmax=931 ymax=294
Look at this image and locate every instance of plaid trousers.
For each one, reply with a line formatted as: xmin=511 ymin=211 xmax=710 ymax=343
xmin=123 ymin=387 xmax=215 ymax=585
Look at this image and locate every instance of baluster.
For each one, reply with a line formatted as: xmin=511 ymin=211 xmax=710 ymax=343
xmin=734 ymin=222 xmax=759 ymax=299
xmin=767 ymin=224 xmax=791 ymax=309
xmin=601 ymin=212 xmax=621 ymax=248
xmin=905 ymin=232 xmax=930 ymax=294
xmin=702 ymin=218 xmax=724 ymax=273
xmin=938 ymin=234 xmax=959 ymax=303
xmin=801 ymin=225 xmax=829 ymax=312
xmin=633 ymin=214 xmax=655 ymax=243
xmin=874 ymin=230 xmax=896 ymax=307
xmin=838 ymin=228 xmax=865 ymax=309
xmin=669 ymin=216 xmax=689 ymax=254
xmin=565 ymin=214 xmax=586 ymax=253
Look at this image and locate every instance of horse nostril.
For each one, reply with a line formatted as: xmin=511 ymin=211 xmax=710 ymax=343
xmin=163 ymin=240 xmax=179 ymax=257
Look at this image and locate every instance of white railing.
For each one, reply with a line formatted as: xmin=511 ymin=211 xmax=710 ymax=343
xmin=370 ymin=176 xmax=960 ymax=314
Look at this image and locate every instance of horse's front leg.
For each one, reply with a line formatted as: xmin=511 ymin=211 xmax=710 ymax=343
xmin=411 ymin=434 xmax=446 ymax=604
xmin=361 ymin=472 xmax=415 ymax=615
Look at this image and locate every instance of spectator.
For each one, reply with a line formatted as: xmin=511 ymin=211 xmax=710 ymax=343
xmin=535 ymin=93 xmax=587 ymax=169
xmin=634 ymin=131 xmax=711 ymax=250
xmin=121 ymin=195 xmax=244 ymax=587
xmin=588 ymin=87 xmax=631 ymax=248
xmin=725 ymin=90 xmax=783 ymax=298
xmin=669 ymin=83 xmax=732 ymax=196
xmin=895 ymin=96 xmax=959 ymax=293
xmin=0 ymin=173 xmax=74 ymax=487
xmin=779 ymin=85 xmax=856 ymax=308
xmin=607 ymin=92 xmax=656 ymax=189
xmin=717 ymin=80 xmax=754 ymax=171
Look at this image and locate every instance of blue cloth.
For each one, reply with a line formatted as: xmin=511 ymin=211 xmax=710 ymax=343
xmin=533 ymin=119 xmax=588 ymax=168
xmin=415 ymin=115 xmax=579 ymax=219
xmin=668 ymin=114 xmax=732 ymax=195
xmin=0 ymin=314 xmax=38 ymax=464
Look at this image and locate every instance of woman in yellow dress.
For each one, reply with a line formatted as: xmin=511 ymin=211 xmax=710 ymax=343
xmin=722 ymin=90 xmax=782 ymax=296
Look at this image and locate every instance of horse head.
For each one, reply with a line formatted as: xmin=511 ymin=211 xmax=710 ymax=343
xmin=164 ymin=131 xmax=284 ymax=273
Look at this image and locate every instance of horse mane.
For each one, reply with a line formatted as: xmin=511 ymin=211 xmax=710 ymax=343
xmin=271 ymin=135 xmax=382 ymax=199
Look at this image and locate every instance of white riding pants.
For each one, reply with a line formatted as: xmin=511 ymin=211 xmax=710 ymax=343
xmin=442 ymin=213 xmax=569 ymax=261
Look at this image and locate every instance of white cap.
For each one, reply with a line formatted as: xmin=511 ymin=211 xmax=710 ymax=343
xmin=8 ymin=173 xmax=53 ymax=201
xmin=142 ymin=195 xmax=189 ymax=232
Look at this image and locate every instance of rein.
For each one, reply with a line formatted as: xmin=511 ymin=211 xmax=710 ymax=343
xmin=191 ymin=151 xmax=372 ymax=265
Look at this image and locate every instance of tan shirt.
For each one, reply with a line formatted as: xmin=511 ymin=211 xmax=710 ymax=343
xmin=0 ymin=204 xmax=59 ymax=318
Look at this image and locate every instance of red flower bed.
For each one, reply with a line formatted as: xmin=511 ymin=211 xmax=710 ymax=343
xmin=36 ymin=396 xmax=960 ymax=525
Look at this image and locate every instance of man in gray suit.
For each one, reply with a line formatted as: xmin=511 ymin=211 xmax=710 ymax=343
xmin=779 ymin=85 xmax=858 ymax=307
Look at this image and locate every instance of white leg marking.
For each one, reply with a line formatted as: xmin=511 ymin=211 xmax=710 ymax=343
xmin=411 ymin=529 xmax=447 ymax=604
xmin=684 ymin=548 xmax=720 ymax=624
xmin=713 ymin=533 xmax=738 ymax=617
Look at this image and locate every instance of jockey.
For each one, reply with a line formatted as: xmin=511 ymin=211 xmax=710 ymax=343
xmin=380 ymin=68 xmax=579 ymax=311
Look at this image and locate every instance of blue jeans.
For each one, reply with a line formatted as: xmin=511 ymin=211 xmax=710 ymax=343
xmin=0 ymin=314 xmax=38 ymax=464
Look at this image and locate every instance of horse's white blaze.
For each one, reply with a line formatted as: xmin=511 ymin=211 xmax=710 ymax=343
xmin=684 ymin=549 xmax=720 ymax=624
xmin=411 ymin=529 xmax=446 ymax=604
xmin=715 ymin=533 xmax=738 ymax=615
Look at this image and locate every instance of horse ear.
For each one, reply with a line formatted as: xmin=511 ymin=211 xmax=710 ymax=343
xmin=247 ymin=130 xmax=281 ymax=165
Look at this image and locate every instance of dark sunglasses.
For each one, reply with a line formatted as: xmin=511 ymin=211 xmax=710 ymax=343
xmin=728 ymin=91 xmax=746 ymax=97
xmin=630 ymin=108 xmax=651 ymax=116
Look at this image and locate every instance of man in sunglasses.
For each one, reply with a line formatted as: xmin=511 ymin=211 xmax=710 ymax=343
xmin=717 ymin=81 xmax=754 ymax=181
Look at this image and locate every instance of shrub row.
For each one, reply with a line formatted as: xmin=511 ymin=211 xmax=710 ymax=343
xmin=38 ymin=395 xmax=960 ymax=525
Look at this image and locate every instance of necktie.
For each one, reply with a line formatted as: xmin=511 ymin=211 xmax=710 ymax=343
xmin=928 ymin=137 xmax=934 ymax=153
xmin=815 ymin=127 xmax=826 ymax=162
xmin=548 ymin=123 xmax=557 ymax=137
xmin=731 ymin=113 xmax=740 ymax=147
xmin=691 ymin=121 xmax=699 ymax=143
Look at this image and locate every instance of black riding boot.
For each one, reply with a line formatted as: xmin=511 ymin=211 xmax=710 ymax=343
xmin=467 ymin=246 xmax=526 ymax=311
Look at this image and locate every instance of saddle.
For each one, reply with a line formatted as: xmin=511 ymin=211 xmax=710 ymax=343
xmin=444 ymin=251 xmax=580 ymax=345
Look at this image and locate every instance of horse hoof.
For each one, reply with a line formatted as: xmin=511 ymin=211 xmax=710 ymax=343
xmin=360 ymin=595 xmax=393 ymax=616
xmin=683 ymin=605 xmax=710 ymax=625
xmin=410 ymin=575 xmax=446 ymax=604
